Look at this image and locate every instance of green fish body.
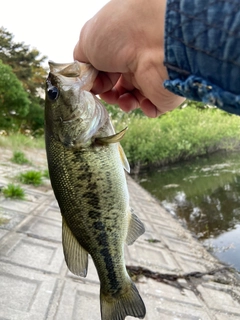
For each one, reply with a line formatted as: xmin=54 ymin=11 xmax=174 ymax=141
xmin=45 ymin=61 xmax=146 ymax=320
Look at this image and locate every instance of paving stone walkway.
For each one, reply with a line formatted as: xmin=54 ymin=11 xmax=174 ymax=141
xmin=0 ymin=148 xmax=240 ymax=319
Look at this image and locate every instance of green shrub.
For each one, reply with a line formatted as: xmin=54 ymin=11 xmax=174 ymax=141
xmin=117 ymin=106 xmax=240 ymax=168
xmin=2 ymin=183 xmax=25 ymax=199
xmin=11 ymin=151 xmax=30 ymax=164
xmin=18 ymin=170 xmax=43 ymax=186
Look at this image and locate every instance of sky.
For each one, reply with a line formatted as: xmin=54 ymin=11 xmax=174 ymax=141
xmin=1 ymin=0 xmax=109 ymax=66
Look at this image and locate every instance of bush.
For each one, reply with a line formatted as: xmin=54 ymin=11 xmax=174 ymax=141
xmin=116 ymin=106 xmax=240 ymax=168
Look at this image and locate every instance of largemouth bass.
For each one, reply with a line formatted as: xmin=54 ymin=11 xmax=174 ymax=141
xmin=45 ymin=61 xmax=146 ymax=320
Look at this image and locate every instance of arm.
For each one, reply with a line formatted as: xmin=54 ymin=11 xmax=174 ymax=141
xmin=164 ymin=0 xmax=240 ymax=115
xmin=74 ymin=0 xmax=184 ymax=117
xmin=74 ymin=0 xmax=240 ymax=117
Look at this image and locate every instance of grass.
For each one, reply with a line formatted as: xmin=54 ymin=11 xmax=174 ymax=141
xmin=11 ymin=151 xmax=30 ymax=164
xmin=2 ymin=183 xmax=25 ymax=199
xmin=18 ymin=170 xmax=43 ymax=186
xmin=0 ymin=133 xmax=45 ymax=149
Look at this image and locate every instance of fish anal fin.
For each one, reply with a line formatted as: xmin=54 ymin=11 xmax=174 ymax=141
xmin=126 ymin=210 xmax=145 ymax=245
xmin=100 ymin=280 xmax=146 ymax=320
xmin=95 ymin=127 xmax=128 ymax=145
xmin=62 ymin=218 xmax=88 ymax=277
xmin=118 ymin=144 xmax=130 ymax=173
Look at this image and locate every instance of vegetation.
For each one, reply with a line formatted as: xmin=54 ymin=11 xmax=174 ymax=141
xmin=11 ymin=151 xmax=30 ymax=165
xmin=0 ymin=27 xmax=46 ymax=132
xmin=18 ymin=170 xmax=43 ymax=186
xmin=0 ymin=61 xmax=31 ymax=129
xmin=110 ymin=104 xmax=240 ymax=168
xmin=0 ymin=133 xmax=45 ymax=149
xmin=2 ymin=184 xmax=25 ymax=199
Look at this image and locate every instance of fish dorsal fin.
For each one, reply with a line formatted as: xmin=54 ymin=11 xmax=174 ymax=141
xmin=62 ymin=218 xmax=88 ymax=277
xmin=126 ymin=210 xmax=145 ymax=245
xmin=95 ymin=127 xmax=128 ymax=145
xmin=118 ymin=144 xmax=130 ymax=173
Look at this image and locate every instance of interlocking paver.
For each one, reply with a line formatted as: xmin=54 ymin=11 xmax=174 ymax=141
xmin=0 ymin=261 xmax=57 ymax=320
xmin=198 ymin=283 xmax=240 ymax=316
xmin=54 ymin=281 xmax=101 ymax=320
xmin=0 ymin=232 xmax=64 ymax=273
xmin=0 ymin=198 xmax=40 ymax=213
xmin=18 ymin=216 xmax=62 ymax=241
xmin=0 ymin=148 xmax=240 ymax=320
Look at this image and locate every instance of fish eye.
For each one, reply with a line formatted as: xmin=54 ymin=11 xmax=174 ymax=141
xmin=47 ymin=86 xmax=59 ymax=101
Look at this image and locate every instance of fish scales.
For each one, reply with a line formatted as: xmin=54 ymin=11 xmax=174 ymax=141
xmin=47 ymin=138 xmax=129 ymax=288
xmin=45 ymin=61 xmax=146 ymax=320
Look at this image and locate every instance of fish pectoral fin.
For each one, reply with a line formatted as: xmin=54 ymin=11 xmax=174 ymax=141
xmin=62 ymin=218 xmax=88 ymax=277
xmin=118 ymin=144 xmax=130 ymax=173
xmin=126 ymin=210 xmax=145 ymax=245
xmin=95 ymin=127 xmax=128 ymax=145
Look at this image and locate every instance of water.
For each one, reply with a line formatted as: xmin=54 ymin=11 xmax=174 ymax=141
xmin=132 ymin=151 xmax=240 ymax=271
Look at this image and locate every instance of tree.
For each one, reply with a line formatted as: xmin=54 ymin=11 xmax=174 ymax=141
xmin=0 ymin=27 xmax=47 ymax=131
xmin=0 ymin=60 xmax=30 ymax=128
xmin=24 ymin=96 xmax=45 ymax=132
xmin=0 ymin=27 xmax=47 ymax=95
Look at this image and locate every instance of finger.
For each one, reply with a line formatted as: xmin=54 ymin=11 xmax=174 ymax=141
xmin=118 ymin=93 xmax=139 ymax=112
xmin=91 ymin=72 xmax=120 ymax=94
xmin=100 ymin=87 xmax=160 ymax=118
xmin=118 ymin=92 xmax=160 ymax=117
xmin=100 ymin=90 xmax=139 ymax=112
xmin=129 ymin=89 xmax=160 ymax=117
xmin=140 ymin=99 xmax=161 ymax=117
xmin=98 ymin=75 xmax=135 ymax=104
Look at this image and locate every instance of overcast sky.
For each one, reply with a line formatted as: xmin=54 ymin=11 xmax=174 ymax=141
xmin=1 ymin=0 xmax=109 ymax=66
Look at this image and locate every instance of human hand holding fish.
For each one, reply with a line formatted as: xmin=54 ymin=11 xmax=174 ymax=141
xmin=45 ymin=61 xmax=146 ymax=320
xmin=73 ymin=0 xmax=184 ymax=118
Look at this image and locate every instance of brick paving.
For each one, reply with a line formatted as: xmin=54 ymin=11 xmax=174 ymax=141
xmin=0 ymin=148 xmax=240 ymax=319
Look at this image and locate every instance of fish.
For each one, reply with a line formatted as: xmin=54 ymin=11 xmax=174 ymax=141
xmin=44 ymin=61 xmax=146 ymax=320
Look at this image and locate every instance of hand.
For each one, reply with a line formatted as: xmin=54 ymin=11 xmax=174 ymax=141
xmin=73 ymin=0 xmax=184 ymax=117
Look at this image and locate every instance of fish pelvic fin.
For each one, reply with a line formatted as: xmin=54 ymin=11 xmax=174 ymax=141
xmin=100 ymin=280 xmax=146 ymax=320
xmin=95 ymin=127 xmax=128 ymax=145
xmin=62 ymin=218 xmax=88 ymax=277
xmin=126 ymin=210 xmax=145 ymax=246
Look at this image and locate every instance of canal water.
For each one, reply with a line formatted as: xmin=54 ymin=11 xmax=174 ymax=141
xmin=132 ymin=151 xmax=240 ymax=272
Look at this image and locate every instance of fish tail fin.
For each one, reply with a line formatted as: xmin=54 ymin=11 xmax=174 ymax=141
xmin=100 ymin=280 xmax=146 ymax=320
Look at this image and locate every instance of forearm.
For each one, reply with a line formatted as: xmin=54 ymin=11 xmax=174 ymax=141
xmin=164 ymin=0 xmax=240 ymax=115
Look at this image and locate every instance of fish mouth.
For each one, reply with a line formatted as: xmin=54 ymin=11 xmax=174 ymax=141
xmin=48 ymin=61 xmax=98 ymax=92
xmin=48 ymin=61 xmax=79 ymax=76
xmin=49 ymin=60 xmax=97 ymax=78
